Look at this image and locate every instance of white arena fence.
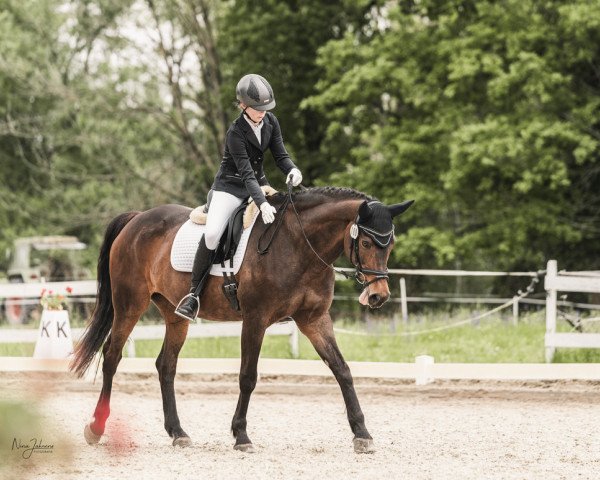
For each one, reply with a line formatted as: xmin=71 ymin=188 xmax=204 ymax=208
xmin=0 ymin=280 xmax=299 ymax=357
xmin=0 ymin=321 xmax=300 ymax=359
xmin=1 ymin=262 xmax=600 ymax=363
xmin=544 ymin=260 xmax=600 ymax=362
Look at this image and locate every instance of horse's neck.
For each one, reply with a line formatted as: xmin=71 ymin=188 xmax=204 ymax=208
xmin=294 ymin=199 xmax=359 ymax=265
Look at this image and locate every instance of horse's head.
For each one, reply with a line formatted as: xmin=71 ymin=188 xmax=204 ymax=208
xmin=345 ymin=199 xmax=414 ymax=308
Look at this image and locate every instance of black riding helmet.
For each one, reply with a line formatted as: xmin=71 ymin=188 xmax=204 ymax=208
xmin=236 ymin=74 xmax=276 ymax=111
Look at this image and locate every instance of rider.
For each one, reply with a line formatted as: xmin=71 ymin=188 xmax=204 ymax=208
xmin=175 ymin=73 xmax=303 ymax=321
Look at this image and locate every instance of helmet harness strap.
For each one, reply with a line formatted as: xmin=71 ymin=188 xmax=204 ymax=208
xmin=242 ymin=106 xmax=261 ymax=126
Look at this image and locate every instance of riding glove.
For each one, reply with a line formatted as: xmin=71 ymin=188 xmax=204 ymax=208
xmin=286 ymin=168 xmax=303 ymax=187
xmin=260 ymin=202 xmax=276 ymax=224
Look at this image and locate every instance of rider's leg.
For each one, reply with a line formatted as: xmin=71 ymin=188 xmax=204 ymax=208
xmin=175 ymin=191 xmax=244 ymax=321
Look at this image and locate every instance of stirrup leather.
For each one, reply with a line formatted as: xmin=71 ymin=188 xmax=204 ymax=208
xmin=174 ymin=293 xmax=200 ymax=322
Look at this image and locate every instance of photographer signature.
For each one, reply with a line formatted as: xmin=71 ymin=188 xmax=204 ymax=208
xmin=12 ymin=438 xmax=54 ymax=459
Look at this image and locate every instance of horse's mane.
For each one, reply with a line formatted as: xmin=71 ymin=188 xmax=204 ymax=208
xmin=270 ymin=186 xmax=374 ymax=208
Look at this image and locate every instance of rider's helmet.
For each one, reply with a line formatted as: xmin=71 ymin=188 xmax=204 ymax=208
xmin=236 ymin=74 xmax=276 ymax=111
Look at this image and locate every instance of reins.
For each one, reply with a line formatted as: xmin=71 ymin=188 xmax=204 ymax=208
xmin=257 ymin=193 xmax=290 ymax=255
xmin=257 ymin=183 xmax=389 ymax=288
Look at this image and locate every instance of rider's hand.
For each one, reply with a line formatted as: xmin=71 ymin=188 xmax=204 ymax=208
xmin=260 ymin=202 xmax=276 ymax=224
xmin=286 ymin=168 xmax=303 ymax=187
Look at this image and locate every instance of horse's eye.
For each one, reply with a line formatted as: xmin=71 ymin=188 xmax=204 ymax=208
xmin=361 ymin=240 xmax=371 ymax=249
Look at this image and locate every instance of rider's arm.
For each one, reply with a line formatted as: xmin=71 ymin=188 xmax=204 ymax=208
xmin=227 ymin=129 xmax=267 ymax=206
xmin=267 ymin=113 xmax=297 ymax=176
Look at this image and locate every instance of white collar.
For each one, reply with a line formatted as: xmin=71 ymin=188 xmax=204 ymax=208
xmin=243 ymin=114 xmax=263 ymax=130
xmin=243 ymin=114 xmax=262 ymax=145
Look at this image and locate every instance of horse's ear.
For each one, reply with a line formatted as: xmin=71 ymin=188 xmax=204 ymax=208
xmin=358 ymin=201 xmax=373 ymax=221
xmin=388 ymin=200 xmax=414 ymax=218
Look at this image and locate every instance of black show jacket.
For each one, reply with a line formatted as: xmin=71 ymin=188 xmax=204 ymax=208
xmin=212 ymin=112 xmax=297 ymax=206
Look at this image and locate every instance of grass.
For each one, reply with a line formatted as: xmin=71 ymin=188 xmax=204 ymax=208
xmin=2 ymin=309 xmax=599 ymax=362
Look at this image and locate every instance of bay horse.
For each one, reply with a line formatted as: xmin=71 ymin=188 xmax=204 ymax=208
xmin=70 ymin=186 xmax=413 ymax=453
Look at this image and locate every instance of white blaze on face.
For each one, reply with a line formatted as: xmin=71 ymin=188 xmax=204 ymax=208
xmin=359 ymin=287 xmax=369 ymax=305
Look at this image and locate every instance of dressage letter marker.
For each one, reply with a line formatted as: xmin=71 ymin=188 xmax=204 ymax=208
xmin=33 ymin=309 xmax=73 ymax=359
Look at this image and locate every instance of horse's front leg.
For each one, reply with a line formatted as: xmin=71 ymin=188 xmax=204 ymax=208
xmin=296 ymin=312 xmax=374 ymax=453
xmin=231 ymin=319 xmax=266 ymax=453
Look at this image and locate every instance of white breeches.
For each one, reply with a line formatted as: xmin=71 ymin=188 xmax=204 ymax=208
xmin=204 ymin=190 xmax=245 ymax=250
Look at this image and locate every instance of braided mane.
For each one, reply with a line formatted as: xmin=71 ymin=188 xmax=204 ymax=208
xmin=295 ymin=186 xmax=373 ymax=201
xmin=269 ymin=186 xmax=374 ymax=208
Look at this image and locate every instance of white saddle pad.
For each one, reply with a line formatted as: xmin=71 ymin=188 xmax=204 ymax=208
xmin=170 ymin=210 xmax=259 ymax=275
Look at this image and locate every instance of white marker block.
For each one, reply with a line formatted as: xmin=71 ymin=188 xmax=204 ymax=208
xmin=33 ymin=309 xmax=73 ymax=359
xmin=415 ymin=355 xmax=435 ymax=385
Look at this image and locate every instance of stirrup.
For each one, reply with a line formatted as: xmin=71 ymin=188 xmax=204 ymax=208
xmin=174 ymin=293 xmax=200 ymax=322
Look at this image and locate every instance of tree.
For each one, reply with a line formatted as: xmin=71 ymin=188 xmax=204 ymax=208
xmin=218 ymin=0 xmax=383 ymax=188
xmin=0 ymin=0 xmax=230 ymax=271
xmin=305 ymin=0 xmax=600 ymax=272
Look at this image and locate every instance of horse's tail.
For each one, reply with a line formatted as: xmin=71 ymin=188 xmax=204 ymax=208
xmin=70 ymin=211 xmax=140 ymax=377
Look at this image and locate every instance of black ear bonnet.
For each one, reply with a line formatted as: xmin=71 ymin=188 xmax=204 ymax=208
xmin=353 ymin=201 xmax=395 ymax=248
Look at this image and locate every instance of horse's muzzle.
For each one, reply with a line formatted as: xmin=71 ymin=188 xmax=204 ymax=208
xmin=368 ymin=292 xmax=388 ymax=309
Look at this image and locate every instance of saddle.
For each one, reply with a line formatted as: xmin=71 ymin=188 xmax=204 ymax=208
xmin=187 ymin=186 xmax=278 ymax=310
xmin=214 ymin=201 xmax=247 ymax=265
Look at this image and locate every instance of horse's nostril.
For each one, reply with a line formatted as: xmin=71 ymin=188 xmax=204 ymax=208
xmin=369 ymin=294 xmax=381 ymax=305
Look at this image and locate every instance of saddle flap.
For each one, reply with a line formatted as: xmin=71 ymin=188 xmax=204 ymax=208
xmin=214 ymin=200 xmax=248 ymax=264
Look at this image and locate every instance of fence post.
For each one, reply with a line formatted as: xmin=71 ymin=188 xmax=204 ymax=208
xmin=127 ymin=337 xmax=136 ymax=358
xmin=512 ymin=296 xmax=519 ymax=326
xmin=289 ymin=323 xmax=299 ymax=359
xmin=415 ymin=355 xmax=434 ymax=385
xmin=400 ymin=277 xmax=408 ymax=324
xmin=545 ymin=260 xmax=557 ymax=363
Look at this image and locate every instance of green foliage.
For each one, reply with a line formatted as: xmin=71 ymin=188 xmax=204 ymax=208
xmin=305 ymin=0 xmax=600 ymax=271
xmin=0 ymin=0 xmax=225 ymax=272
xmin=1 ymin=0 xmax=599 ymax=279
xmin=218 ymin=0 xmax=381 ymax=187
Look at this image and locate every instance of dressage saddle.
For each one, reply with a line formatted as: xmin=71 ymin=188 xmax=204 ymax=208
xmin=213 ymin=200 xmax=248 ymax=266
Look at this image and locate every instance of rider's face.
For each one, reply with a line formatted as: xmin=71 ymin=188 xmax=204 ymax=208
xmin=242 ymin=105 xmax=266 ymax=124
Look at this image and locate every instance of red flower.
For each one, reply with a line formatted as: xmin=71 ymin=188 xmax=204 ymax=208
xmin=66 ymin=286 xmax=73 ymax=294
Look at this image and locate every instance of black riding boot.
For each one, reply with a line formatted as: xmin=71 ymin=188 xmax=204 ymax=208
xmin=175 ymin=237 xmax=216 ymax=321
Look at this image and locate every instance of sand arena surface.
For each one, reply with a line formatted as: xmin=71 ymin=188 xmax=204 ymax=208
xmin=2 ymin=371 xmax=600 ymax=480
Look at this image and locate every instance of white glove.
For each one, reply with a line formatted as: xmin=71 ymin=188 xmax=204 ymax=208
xmin=260 ymin=202 xmax=276 ymax=224
xmin=286 ymin=168 xmax=303 ymax=187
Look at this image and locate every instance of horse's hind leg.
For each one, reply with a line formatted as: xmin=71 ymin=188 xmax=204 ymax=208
xmin=85 ymin=287 xmax=149 ymax=444
xmin=295 ymin=312 xmax=374 ymax=454
xmin=153 ymin=295 xmax=192 ymax=447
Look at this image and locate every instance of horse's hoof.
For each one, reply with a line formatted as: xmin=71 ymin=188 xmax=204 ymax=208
xmin=353 ymin=437 xmax=375 ymax=454
xmin=172 ymin=436 xmax=192 ymax=447
xmin=234 ymin=443 xmax=256 ymax=453
xmin=84 ymin=423 xmax=102 ymax=445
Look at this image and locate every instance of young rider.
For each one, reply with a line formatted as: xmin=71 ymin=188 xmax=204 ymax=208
xmin=175 ymin=73 xmax=303 ymax=321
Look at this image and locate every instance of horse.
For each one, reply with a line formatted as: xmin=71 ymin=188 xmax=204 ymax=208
xmin=69 ymin=186 xmax=413 ymax=454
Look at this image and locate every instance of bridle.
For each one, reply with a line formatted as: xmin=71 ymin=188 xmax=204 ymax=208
xmin=257 ymin=184 xmax=390 ymax=288
xmin=348 ymin=217 xmax=391 ymax=288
